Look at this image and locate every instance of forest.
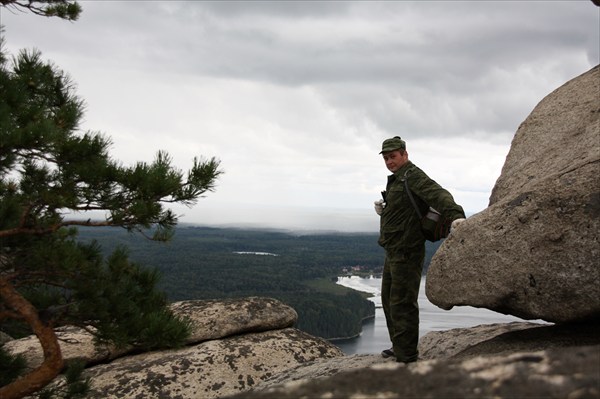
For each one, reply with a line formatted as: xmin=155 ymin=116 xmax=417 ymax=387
xmin=77 ymin=224 xmax=443 ymax=340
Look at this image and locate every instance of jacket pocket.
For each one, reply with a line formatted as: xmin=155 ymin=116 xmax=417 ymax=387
xmin=378 ymin=226 xmax=404 ymax=250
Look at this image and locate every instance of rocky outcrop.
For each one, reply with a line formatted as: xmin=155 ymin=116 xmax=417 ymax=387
xmin=170 ymin=297 xmax=298 ymax=344
xmin=418 ymin=321 xmax=546 ymax=360
xmin=419 ymin=320 xmax=599 ymax=361
xmin=7 ymin=297 xmax=340 ymax=399
xmin=228 ymin=321 xmax=599 ymax=399
xmin=426 ymin=65 xmax=600 ymax=323
xmin=448 ymin=320 xmax=600 ymax=361
xmin=9 ymin=306 xmax=599 ymax=398
xmin=5 ymin=296 xmax=299 ymax=371
xmin=8 ymin=297 xmax=342 ymax=398
xmin=227 ymin=345 xmax=599 ymax=399
xmin=83 ymin=328 xmax=342 ymax=399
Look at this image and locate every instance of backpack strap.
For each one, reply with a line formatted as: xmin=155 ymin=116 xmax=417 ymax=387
xmin=403 ymin=170 xmax=423 ymax=219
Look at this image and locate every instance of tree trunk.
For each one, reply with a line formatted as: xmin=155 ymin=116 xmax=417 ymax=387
xmin=0 ymin=277 xmax=64 ymax=399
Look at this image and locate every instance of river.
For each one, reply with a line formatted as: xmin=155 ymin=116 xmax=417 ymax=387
xmin=334 ymin=276 xmax=531 ymax=355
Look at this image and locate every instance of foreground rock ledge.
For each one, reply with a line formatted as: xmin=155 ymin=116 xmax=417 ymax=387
xmin=226 ymin=346 xmax=599 ymax=399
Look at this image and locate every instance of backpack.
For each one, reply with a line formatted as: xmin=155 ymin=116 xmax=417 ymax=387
xmin=403 ymin=171 xmax=452 ymax=242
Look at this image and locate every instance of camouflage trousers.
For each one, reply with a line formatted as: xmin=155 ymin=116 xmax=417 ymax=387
xmin=381 ymin=246 xmax=425 ymax=363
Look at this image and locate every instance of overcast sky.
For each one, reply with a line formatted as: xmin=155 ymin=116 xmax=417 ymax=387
xmin=1 ymin=1 xmax=598 ymax=232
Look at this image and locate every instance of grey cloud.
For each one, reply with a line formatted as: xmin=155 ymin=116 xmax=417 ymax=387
xmin=158 ymin=2 xmax=596 ymax=89
xmin=31 ymin=1 xmax=593 ymax=91
xmin=5 ymin=1 xmax=597 ymax=83
xmin=3 ymin=0 xmax=597 ymax=143
xmin=188 ymin=0 xmax=353 ymax=18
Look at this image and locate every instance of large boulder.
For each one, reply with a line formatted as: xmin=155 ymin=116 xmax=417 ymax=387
xmin=426 ymin=65 xmax=600 ymax=323
xmin=4 ymin=296 xmax=297 ymax=370
xmin=171 ymin=296 xmax=298 ymax=343
xmin=83 ymin=328 xmax=343 ymax=399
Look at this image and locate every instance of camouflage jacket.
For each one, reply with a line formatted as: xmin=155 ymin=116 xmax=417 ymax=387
xmin=378 ymin=161 xmax=465 ymax=251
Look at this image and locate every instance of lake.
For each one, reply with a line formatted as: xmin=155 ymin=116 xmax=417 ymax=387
xmin=334 ymin=275 xmax=532 ymax=355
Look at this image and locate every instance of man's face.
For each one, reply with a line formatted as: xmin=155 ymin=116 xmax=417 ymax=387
xmin=382 ymin=150 xmax=408 ymax=173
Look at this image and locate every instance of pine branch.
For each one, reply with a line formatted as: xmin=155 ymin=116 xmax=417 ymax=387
xmin=0 ymin=0 xmax=81 ymax=21
xmin=0 ymin=219 xmax=112 ymax=237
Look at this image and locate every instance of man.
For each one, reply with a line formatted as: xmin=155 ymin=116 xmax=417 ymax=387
xmin=374 ymin=136 xmax=465 ymax=363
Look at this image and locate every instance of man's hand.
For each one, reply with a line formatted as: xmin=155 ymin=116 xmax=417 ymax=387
xmin=451 ymin=218 xmax=466 ymax=230
xmin=374 ymin=200 xmax=385 ymax=215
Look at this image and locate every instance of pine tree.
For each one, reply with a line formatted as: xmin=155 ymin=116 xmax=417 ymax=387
xmin=0 ymin=2 xmax=223 ymax=397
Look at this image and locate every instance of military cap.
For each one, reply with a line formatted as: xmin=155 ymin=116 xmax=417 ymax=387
xmin=379 ymin=136 xmax=406 ymax=154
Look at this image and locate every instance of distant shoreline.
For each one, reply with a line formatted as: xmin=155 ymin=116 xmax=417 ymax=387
xmin=327 ymin=314 xmax=376 ymax=342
